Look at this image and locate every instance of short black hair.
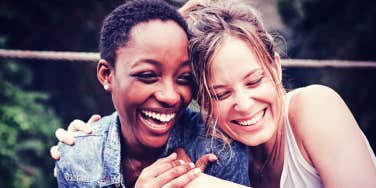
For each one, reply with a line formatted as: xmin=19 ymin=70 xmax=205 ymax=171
xmin=99 ymin=0 xmax=189 ymax=67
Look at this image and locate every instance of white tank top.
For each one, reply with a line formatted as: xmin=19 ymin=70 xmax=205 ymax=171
xmin=280 ymin=90 xmax=376 ymax=188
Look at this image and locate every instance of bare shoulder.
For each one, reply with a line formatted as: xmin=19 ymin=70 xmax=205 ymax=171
xmin=288 ymin=84 xmax=350 ymax=130
xmin=287 ymin=87 xmax=376 ymax=187
xmin=287 ymin=84 xmax=360 ymax=161
xmin=290 ymin=84 xmax=342 ymax=109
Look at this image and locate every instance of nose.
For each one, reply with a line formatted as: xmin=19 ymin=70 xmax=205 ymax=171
xmin=233 ymin=90 xmax=254 ymax=113
xmin=155 ymin=81 xmax=180 ymax=107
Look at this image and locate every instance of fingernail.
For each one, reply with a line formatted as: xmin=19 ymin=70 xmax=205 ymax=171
xmin=170 ymin=152 xmax=177 ymax=158
xmin=86 ymin=128 xmax=93 ymax=134
xmin=69 ymin=138 xmax=75 ymax=145
xmin=189 ymin=162 xmax=195 ymax=169
xmin=209 ymin=155 xmax=218 ymax=161
xmin=178 ymin=160 xmax=185 ymax=165
xmin=193 ymin=168 xmax=201 ymax=175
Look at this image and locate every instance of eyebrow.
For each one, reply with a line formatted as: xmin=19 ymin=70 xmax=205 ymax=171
xmin=130 ymin=59 xmax=191 ymax=69
xmin=211 ymin=68 xmax=262 ymax=90
xmin=181 ymin=60 xmax=190 ymax=67
xmin=131 ymin=59 xmax=161 ymax=69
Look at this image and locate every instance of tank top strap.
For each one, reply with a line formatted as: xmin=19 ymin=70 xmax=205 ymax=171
xmin=280 ymin=89 xmax=323 ymax=188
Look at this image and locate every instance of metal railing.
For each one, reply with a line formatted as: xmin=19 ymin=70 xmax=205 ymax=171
xmin=1 ymin=49 xmax=376 ymax=68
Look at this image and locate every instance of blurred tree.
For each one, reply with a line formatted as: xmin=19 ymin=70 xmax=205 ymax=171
xmin=0 ymin=0 xmax=189 ymax=127
xmin=278 ymin=0 xmax=376 ymax=150
xmin=278 ymin=0 xmax=376 ymax=60
xmin=0 ymin=0 xmax=118 ymax=124
xmin=0 ymin=59 xmax=62 ymax=187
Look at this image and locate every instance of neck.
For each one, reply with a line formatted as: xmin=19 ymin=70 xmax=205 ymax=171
xmin=249 ymin=123 xmax=285 ymax=187
xmin=122 ymin=139 xmax=163 ymax=162
xmin=120 ymin=135 xmax=164 ymax=188
xmin=119 ymin=119 xmax=166 ymax=187
xmin=119 ymin=117 xmax=164 ymax=160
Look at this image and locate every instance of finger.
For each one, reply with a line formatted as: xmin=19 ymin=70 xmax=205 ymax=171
xmin=175 ymin=147 xmax=192 ymax=163
xmin=154 ymin=162 xmax=195 ymax=187
xmin=50 ymin=145 xmax=61 ymax=160
xmin=195 ymin=153 xmax=217 ymax=172
xmin=135 ymin=153 xmax=181 ymax=187
xmin=87 ymin=114 xmax=101 ymax=124
xmin=55 ymin=128 xmax=75 ymax=145
xmin=154 ymin=152 xmax=178 ymax=165
xmin=141 ymin=153 xmax=181 ymax=177
xmin=54 ymin=167 xmax=57 ymax=177
xmin=162 ymin=168 xmax=201 ymax=188
xmin=67 ymin=119 xmax=92 ymax=134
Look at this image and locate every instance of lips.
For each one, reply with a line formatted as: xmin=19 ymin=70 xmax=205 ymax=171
xmin=232 ymin=108 xmax=266 ymax=126
xmin=138 ymin=109 xmax=177 ymax=134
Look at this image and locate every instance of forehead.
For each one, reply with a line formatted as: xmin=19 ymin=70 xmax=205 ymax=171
xmin=115 ymin=19 xmax=189 ymax=70
xmin=128 ymin=19 xmax=188 ymax=50
xmin=210 ymin=36 xmax=261 ymax=80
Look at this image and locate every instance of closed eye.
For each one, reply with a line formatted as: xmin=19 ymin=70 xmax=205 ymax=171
xmin=212 ymin=91 xmax=231 ymax=101
xmin=246 ymin=77 xmax=263 ymax=87
xmin=131 ymin=71 xmax=158 ymax=84
xmin=177 ymin=72 xmax=193 ymax=85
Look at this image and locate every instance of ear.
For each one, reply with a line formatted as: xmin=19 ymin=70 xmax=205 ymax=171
xmin=272 ymin=52 xmax=282 ymax=83
xmin=97 ymin=59 xmax=113 ymax=92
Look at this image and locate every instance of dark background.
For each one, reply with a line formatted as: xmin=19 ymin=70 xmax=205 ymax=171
xmin=0 ymin=0 xmax=375 ymax=187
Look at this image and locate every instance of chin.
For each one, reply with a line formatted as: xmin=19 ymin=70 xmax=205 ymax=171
xmin=141 ymin=134 xmax=170 ymax=149
xmin=235 ymin=130 xmax=274 ymax=147
xmin=241 ymin=137 xmax=268 ymax=146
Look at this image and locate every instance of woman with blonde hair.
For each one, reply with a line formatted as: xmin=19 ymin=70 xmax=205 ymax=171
xmin=182 ymin=0 xmax=376 ymax=187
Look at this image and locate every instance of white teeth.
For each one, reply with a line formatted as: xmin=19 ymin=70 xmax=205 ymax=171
xmin=142 ymin=110 xmax=176 ymax=123
xmin=237 ymin=110 xmax=264 ymax=126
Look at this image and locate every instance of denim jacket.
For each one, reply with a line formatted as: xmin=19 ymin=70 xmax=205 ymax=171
xmin=56 ymin=109 xmax=250 ymax=187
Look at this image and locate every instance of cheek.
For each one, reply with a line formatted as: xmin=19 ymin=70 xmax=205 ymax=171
xmin=258 ymin=81 xmax=279 ymax=119
xmin=112 ymin=78 xmax=144 ymax=111
xmin=179 ymin=85 xmax=193 ymax=105
xmin=259 ymin=80 xmax=278 ymax=101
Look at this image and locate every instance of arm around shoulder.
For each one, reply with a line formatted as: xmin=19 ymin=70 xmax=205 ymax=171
xmin=289 ymin=84 xmax=376 ymax=188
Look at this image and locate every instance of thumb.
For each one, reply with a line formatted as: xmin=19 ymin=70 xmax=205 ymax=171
xmin=195 ymin=153 xmax=217 ymax=172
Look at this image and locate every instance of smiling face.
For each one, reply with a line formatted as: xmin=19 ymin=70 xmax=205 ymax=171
xmin=209 ymin=36 xmax=280 ymax=146
xmin=109 ymin=20 xmax=192 ymax=150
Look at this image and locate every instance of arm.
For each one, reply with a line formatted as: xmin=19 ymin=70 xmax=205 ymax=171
xmin=51 ymin=116 xmax=206 ymax=188
xmin=55 ymin=164 xmax=69 ymax=188
xmin=289 ymin=85 xmax=376 ymax=188
xmin=185 ymin=173 xmax=249 ymax=188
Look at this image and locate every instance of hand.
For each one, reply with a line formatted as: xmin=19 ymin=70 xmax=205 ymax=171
xmin=135 ymin=153 xmax=202 ymax=188
xmin=175 ymin=147 xmax=217 ymax=172
xmin=50 ymin=114 xmax=101 ymax=160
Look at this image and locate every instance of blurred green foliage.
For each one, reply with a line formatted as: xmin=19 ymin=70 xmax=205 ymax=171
xmin=277 ymin=0 xmax=376 ymax=150
xmin=0 ymin=60 xmax=62 ymax=187
xmin=278 ymin=0 xmax=376 ymax=60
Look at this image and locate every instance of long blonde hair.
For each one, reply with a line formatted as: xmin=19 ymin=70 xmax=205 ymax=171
xmin=182 ymin=0 xmax=286 ymax=144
